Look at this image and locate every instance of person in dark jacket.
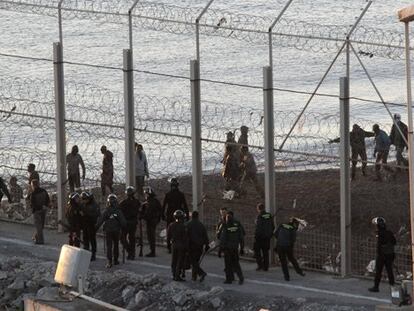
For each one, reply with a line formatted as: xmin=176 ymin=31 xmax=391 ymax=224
xmin=238 ymin=125 xmax=249 ymax=150
xmin=275 ymin=218 xmax=305 ymax=281
xmin=239 ymin=146 xmax=264 ymax=198
xmin=329 ymin=124 xmax=374 ymax=180
xmin=222 ymin=145 xmax=241 ymax=194
xmin=167 ymin=210 xmax=189 ymax=281
xmin=389 ymin=113 xmax=408 ymax=170
xmin=65 ymin=192 xmax=83 ymax=248
xmin=27 ymin=163 xmax=40 ymax=186
xmin=254 ymin=203 xmax=274 ymax=271
xmin=142 ymin=187 xmax=163 ymax=257
xmin=29 ymin=179 xmax=49 ymax=245
xmin=163 ymin=178 xmax=189 ymax=251
xmin=373 ymin=124 xmax=392 ymax=181
xmin=187 ymin=211 xmax=209 ymax=282
xmin=96 ymin=194 xmax=127 ymax=268
xmin=119 ymin=186 xmax=141 ymax=260
xmin=81 ymin=191 xmax=100 ymax=261
xmin=219 ymin=211 xmax=245 ymax=285
xmin=100 ymin=145 xmax=114 ymax=196
xmin=369 ymin=217 xmax=396 ymax=292
xmin=0 ymin=177 xmax=11 ymax=204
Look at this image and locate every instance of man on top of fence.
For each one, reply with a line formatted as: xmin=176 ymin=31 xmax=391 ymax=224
xmin=389 ymin=113 xmax=408 ymax=171
xmin=66 ymin=145 xmax=86 ymax=192
xmin=0 ymin=177 xmax=11 ymax=205
xmin=329 ymin=124 xmax=374 ymax=181
xmin=135 ymin=143 xmax=149 ymax=200
xmin=373 ymin=124 xmax=392 ymax=181
xmin=100 ymin=145 xmax=114 ymax=196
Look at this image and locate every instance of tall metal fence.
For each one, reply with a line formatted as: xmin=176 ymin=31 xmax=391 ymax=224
xmin=0 ymin=0 xmax=412 ymax=279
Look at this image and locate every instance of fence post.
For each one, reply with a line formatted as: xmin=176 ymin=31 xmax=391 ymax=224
xmin=123 ymin=49 xmax=135 ymax=188
xmin=53 ymin=42 xmax=66 ymax=233
xmin=263 ymin=66 xmax=275 ymax=215
xmin=190 ymin=60 xmax=203 ymax=216
xmin=340 ymin=76 xmax=351 ymax=277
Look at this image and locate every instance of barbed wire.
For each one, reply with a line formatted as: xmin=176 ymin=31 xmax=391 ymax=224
xmin=0 ymin=0 xmax=408 ymax=59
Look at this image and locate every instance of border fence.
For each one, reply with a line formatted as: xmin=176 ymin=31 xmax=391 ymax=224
xmin=0 ymin=0 xmax=413 ymax=279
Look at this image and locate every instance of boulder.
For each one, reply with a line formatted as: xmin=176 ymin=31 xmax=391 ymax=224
xmin=122 ymin=285 xmax=135 ymax=303
xmin=209 ymin=297 xmax=222 ymax=309
xmin=172 ymin=290 xmax=190 ymax=306
xmin=135 ymin=290 xmax=151 ymax=309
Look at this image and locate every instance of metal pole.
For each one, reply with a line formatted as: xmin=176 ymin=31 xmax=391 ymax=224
xmin=263 ymin=66 xmax=275 ymax=215
xmin=403 ymin=21 xmax=414 ymax=298
xmin=190 ymin=60 xmax=203 ymax=216
xmin=53 ymin=42 xmax=66 ymax=233
xmin=339 ymin=77 xmax=351 ymax=277
xmin=123 ymin=49 xmax=135 ymax=188
xmin=128 ymin=0 xmax=141 ymax=54
xmin=196 ymin=0 xmax=215 ymax=62
xmin=58 ymin=0 xmax=64 ymax=45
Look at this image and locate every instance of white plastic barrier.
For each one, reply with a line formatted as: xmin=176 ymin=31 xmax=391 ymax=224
xmin=55 ymin=244 xmax=91 ymax=287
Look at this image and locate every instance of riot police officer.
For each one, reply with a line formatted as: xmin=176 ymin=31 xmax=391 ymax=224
xmin=119 ymin=186 xmax=141 ymax=260
xmin=254 ymin=203 xmax=274 ymax=271
xmin=142 ymin=187 xmax=163 ymax=257
xmin=369 ymin=217 xmax=396 ymax=292
xmin=65 ymin=192 xmax=83 ymax=247
xmin=219 ymin=211 xmax=245 ymax=285
xmin=96 ymin=194 xmax=127 ymax=268
xmin=163 ymin=178 xmax=189 ymax=251
xmin=80 ymin=191 xmax=100 ymax=261
xmin=187 ymin=211 xmax=209 ymax=282
xmin=167 ymin=210 xmax=189 ymax=281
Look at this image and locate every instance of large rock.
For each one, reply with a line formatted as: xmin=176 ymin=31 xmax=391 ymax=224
xmin=142 ymin=273 xmax=158 ymax=286
xmin=209 ymin=297 xmax=222 ymax=309
xmin=122 ymin=285 xmax=135 ymax=303
xmin=172 ymin=290 xmax=190 ymax=306
xmin=36 ymin=287 xmax=60 ymax=301
xmin=134 ymin=290 xmax=151 ymax=309
xmin=8 ymin=278 xmax=25 ymax=290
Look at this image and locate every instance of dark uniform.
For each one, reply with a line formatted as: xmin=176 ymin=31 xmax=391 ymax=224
xmin=390 ymin=119 xmax=408 ymax=169
xmin=275 ymin=221 xmax=304 ymax=281
xmin=66 ymin=197 xmax=83 ymax=247
xmin=119 ymin=196 xmax=141 ymax=260
xmin=254 ymin=210 xmax=274 ymax=271
xmin=81 ymin=194 xmax=100 ymax=260
xmin=370 ymin=219 xmax=396 ymax=292
xmin=0 ymin=177 xmax=11 ymax=203
xmin=219 ymin=216 xmax=245 ymax=284
xmin=167 ymin=213 xmax=189 ymax=281
xmin=29 ymin=185 xmax=49 ymax=244
xmin=187 ymin=213 xmax=209 ymax=281
xmin=142 ymin=194 xmax=162 ymax=257
xmin=96 ymin=201 xmax=127 ymax=267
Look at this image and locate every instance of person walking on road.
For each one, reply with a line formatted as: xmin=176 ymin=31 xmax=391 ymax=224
xmin=142 ymin=187 xmax=163 ymax=257
xmin=80 ymin=191 xmax=100 ymax=261
xmin=100 ymin=145 xmax=114 ymax=196
xmin=119 ymin=186 xmax=141 ymax=260
xmin=254 ymin=203 xmax=274 ymax=271
xmin=96 ymin=194 xmax=127 ymax=268
xmin=219 ymin=211 xmax=245 ymax=285
xmin=28 ymin=179 xmax=49 ymax=245
xmin=135 ymin=143 xmax=149 ymax=199
xmin=369 ymin=217 xmax=396 ymax=292
xmin=167 ymin=210 xmax=189 ymax=282
xmin=66 ymin=145 xmax=86 ymax=193
xmin=187 ymin=211 xmax=209 ymax=282
xmin=274 ymin=217 xmax=305 ymax=281
xmin=389 ymin=113 xmax=408 ymax=171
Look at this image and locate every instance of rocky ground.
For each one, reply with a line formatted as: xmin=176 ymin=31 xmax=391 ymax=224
xmin=0 ymin=255 xmax=372 ymax=311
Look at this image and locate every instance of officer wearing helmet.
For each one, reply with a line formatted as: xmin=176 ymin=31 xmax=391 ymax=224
xmin=389 ymin=113 xmax=408 ymax=170
xmin=96 ymin=194 xmax=127 ymax=268
xmin=163 ymin=178 xmax=189 ymax=252
xmin=167 ymin=209 xmax=189 ymax=281
xmin=65 ymin=192 xmax=83 ymax=247
xmin=141 ymin=187 xmax=163 ymax=257
xmin=368 ymin=217 xmax=396 ymax=292
xmin=80 ymin=191 xmax=100 ymax=261
xmin=119 ymin=186 xmax=141 ymax=260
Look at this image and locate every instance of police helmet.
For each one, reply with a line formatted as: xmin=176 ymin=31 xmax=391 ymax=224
xmin=107 ymin=193 xmax=118 ymax=203
xmin=80 ymin=191 xmax=91 ymax=200
xmin=173 ymin=209 xmax=185 ymax=221
xmin=170 ymin=178 xmax=179 ymax=187
xmin=372 ymin=217 xmax=386 ymax=227
xmin=69 ymin=192 xmax=80 ymax=201
xmin=144 ymin=186 xmax=155 ymax=196
xmin=125 ymin=186 xmax=135 ymax=196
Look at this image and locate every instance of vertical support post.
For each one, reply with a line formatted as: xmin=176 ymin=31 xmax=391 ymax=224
xmin=403 ymin=21 xmax=414 ymax=298
xmin=340 ymin=76 xmax=351 ymax=277
xmin=263 ymin=66 xmax=275 ymax=215
xmin=190 ymin=60 xmax=203 ymax=216
xmin=53 ymin=42 xmax=66 ymax=233
xmin=58 ymin=0 xmax=64 ymax=45
xmin=124 ymin=49 xmax=135 ymax=188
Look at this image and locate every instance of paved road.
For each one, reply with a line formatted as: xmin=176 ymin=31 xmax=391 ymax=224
xmin=0 ymin=220 xmax=392 ymax=309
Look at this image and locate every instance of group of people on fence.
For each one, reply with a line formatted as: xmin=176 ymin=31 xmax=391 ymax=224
xmin=329 ymin=113 xmax=409 ymax=181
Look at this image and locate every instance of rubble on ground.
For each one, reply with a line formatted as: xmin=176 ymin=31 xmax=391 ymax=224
xmin=0 ymin=255 xmax=370 ymax=311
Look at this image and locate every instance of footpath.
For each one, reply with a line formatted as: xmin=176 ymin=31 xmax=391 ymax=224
xmin=0 ymin=220 xmax=392 ymax=309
